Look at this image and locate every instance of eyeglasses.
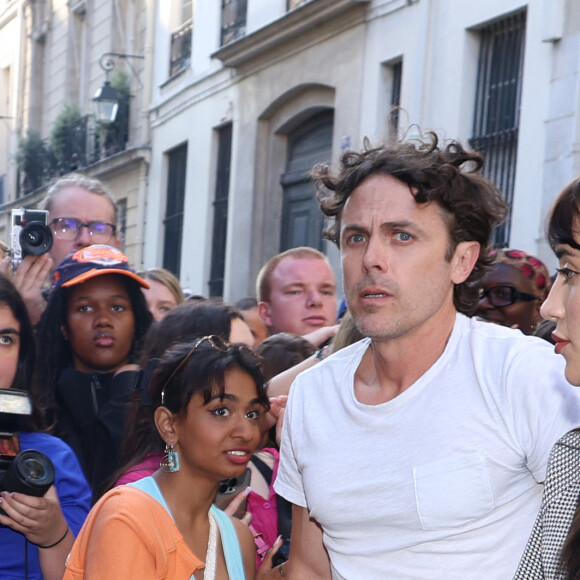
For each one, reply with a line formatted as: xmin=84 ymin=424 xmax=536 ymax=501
xmin=50 ymin=218 xmax=116 ymax=242
xmin=160 ymin=335 xmax=230 ymax=406
xmin=478 ymin=285 xmax=539 ymax=308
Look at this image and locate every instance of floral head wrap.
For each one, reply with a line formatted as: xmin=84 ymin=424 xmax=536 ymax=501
xmin=490 ymin=248 xmax=551 ymax=301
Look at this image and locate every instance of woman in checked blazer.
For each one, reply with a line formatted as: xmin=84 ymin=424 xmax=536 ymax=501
xmin=514 ymin=177 xmax=580 ymax=580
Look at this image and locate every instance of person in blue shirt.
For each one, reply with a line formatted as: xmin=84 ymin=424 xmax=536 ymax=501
xmin=0 ymin=273 xmax=91 ymax=580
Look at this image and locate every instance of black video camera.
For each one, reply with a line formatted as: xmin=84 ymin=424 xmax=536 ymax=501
xmin=0 ymin=390 xmax=54 ymax=516
xmin=10 ymin=208 xmax=53 ymax=268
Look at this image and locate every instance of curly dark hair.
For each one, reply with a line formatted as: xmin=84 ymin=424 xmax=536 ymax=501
xmin=313 ymin=133 xmax=508 ymax=314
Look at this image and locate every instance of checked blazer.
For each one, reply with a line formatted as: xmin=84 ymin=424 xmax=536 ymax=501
xmin=514 ymin=428 xmax=580 ymax=579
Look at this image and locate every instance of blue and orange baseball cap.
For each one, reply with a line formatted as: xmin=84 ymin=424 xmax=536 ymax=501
xmin=51 ymin=245 xmax=149 ymax=292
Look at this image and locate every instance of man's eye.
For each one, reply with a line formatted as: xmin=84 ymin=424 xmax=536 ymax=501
xmin=395 ymin=232 xmax=412 ymax=242
xmin=348 ymin=233 xmax=365 ymax=244
xmin=285 ymin=290 xmax=301 ymax=295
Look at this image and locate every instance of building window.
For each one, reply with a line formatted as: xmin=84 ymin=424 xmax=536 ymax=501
xmin=117 ymin=198 xmax=127 ymax=250
xmin=169 ymin=2 xmax=193 ymax=77
xmin=388 ymin=59 xmax=402 ymax=138
xmin=221 ymin=0 xmax=247 ymax=46
xmin=287 ymin=0 xmax=311 ymax=10
xmin=469 ymin=11 xmax=526 ymax=247
xmin=163 ymin=144 xmax=188 ymax=278
xmin=208 ymin=124 xmax=232 ymax=297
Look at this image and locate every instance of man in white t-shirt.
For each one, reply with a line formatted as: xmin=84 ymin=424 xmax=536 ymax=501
xmin=271 ymin=134 xmax=580 ymax=579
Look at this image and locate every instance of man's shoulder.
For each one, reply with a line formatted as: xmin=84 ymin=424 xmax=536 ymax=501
xmin=459 ymin=314 xmax=555 ymax=356
xmin=300 ymin=338 xmax=370 ymax=380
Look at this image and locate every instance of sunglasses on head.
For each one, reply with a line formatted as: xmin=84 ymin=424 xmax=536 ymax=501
xmin=160 ymin=335 xmax=230 ymax=406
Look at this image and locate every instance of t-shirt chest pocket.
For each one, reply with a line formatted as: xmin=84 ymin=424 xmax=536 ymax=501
xmin=413 ymin=452 xmax=494 ymax=530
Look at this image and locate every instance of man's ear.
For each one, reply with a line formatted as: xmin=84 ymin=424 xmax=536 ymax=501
xmin=258 ymin=301 xmax=273 ymax=327
xmin=154 ymin=406 xmax=178 ymax=446
xmin=451 ymin=241 xmax=480 ymax=285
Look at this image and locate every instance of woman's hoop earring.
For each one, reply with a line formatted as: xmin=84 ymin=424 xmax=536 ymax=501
xmin=160 ymin=443 xmax=180 ymax=473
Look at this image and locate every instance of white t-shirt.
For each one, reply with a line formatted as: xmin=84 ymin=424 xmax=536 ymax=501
xmin=275 ymin=314 xmax=580 ymax=579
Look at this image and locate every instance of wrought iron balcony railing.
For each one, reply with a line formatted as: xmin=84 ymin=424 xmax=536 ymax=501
xmin=170 ymin=19 xmax=193 ymax=76
xmin=221 ymin=0 xmax=247 ymax=46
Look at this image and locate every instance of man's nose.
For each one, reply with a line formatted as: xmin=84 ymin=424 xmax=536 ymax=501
xmin=361 ymin=238 xmax=388 ymax=273
xmin=306 ymin=289 xmax=323 ymax=307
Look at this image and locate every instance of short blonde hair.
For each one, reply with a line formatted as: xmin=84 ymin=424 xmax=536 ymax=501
xmin=42 ymin=173 xmax=118 ymax=224
xmin=256 ymin=247 xmax=328 ymax=302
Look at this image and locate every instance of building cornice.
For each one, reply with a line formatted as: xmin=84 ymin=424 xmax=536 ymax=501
xmin=212 ymin=0 xmax=370 ymax=68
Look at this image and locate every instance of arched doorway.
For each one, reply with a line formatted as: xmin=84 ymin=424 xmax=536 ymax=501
xmin=280 ymin=109 xmax=334 ymax=251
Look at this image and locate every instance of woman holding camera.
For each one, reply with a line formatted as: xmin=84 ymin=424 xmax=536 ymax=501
xmin=0 ymin=274 xmax=91 ymax=580
xmin=64 ymin=336 xmax=276 ymax=579
xmin=35 ymin=244 xmax=153 ymax=498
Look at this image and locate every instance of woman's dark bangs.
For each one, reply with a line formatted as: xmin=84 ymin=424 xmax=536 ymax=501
xmin=549 ymin=192 xmax=580 ymax=251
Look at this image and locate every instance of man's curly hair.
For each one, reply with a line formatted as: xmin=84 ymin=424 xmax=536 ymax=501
xmin=313 ymin=132 xmax=508 ymax=315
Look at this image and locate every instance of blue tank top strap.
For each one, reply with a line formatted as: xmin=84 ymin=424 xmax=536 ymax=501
xmin=127 ymin=476 xmax=174 ymax=519
xmin=210 ymin=505 xmax=246 ymax=579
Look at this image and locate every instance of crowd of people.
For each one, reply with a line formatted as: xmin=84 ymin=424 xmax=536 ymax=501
xmin=1 ymin=132 xmax=580 ymax=579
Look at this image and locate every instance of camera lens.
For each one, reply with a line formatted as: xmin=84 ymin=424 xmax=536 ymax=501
xmin=19 ymin=222 xmax=53 ymax=257
xmin=1 ymin=450 xmax=55 ymax=496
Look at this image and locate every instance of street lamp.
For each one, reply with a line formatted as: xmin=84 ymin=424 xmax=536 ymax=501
xmin=92 ymin=81 xmax=120 ymax=124
xmin=93 ymin=52 xmax=144 ymax=124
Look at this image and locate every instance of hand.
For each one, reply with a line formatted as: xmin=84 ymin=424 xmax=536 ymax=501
xmin=223 ymin=486 xmax=253 ymax=526
xmin=0 ymin=486 xmax=68 ymax=547
xmin=0 ymin=254 xmax=53 ymax=326
xmin=302 ymin=325 xmax=339 ymax=349
xmin=256 ymin=536 xmax=284 ymax=578
xmin=264 ymin=395 xmax=288 ymax=446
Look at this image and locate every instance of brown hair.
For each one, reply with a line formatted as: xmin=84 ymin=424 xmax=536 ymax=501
xmin=313 ymin=133 xmax=508 ymax=315
xmin=256 ymin=246 xmax=330 ymax=303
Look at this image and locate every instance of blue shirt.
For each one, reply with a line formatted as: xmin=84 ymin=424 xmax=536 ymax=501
xmin=0 ymin=431 xmax=91 ymax=580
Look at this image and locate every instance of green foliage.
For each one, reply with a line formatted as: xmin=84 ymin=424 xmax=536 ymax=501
xmin=109 ymin=68 xmax=131 ymax=100
xmin=50 ymin=103 xmax=83 ymax=161
xmin=15 ymin=128 xmax=54 ymax=192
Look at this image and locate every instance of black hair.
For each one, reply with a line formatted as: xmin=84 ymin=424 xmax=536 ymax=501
xmin=112 ymin=338 xmax=268 ymax=488
xmin=35 ymin=273 xmax=153 ymax=424
xmin=139 ymin=299 xmax=244 ymax=363
xmin=547 ymin=176 xmax=580 ymax=252
xmin=0 ymin=274 xmax=46 ymax=429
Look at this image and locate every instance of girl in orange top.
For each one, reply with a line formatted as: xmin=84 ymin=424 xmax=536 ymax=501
xmin=64 ymin=336 xmax=272 ymax=579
